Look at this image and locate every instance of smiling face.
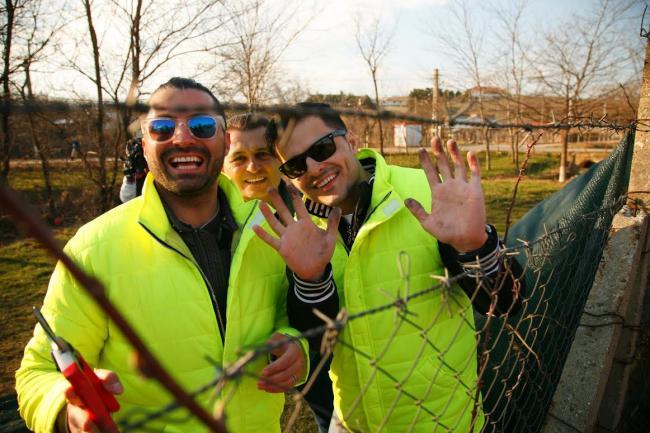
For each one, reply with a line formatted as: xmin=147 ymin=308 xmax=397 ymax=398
xmin=276 ymin=116 xmax=363 ymax=213
xmin=141 ymin=87 xmax=228 ymax=199
xmin=224 ymin=127 xmax=281 ymax=202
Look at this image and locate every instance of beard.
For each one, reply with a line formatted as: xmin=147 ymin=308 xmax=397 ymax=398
xmin=148 ymin=146 xmax=223 ymax=198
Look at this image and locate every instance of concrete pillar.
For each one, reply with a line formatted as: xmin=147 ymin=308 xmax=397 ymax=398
xmin=628 ymin=37 xmax=650 ymax=212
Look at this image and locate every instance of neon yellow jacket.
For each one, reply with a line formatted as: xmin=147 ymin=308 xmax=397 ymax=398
xmin=16 ymin=174 xmax=307 ymax=433
xmin=326 ymin=149 xmax=485 ymax=432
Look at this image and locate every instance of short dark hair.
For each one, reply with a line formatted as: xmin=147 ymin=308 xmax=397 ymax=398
xmin=151 ymin=77 xmax=226 ymax=125
xmin=227 ymin=113 xmax=269 ymax=132
xmin=265 ymin=102 xmax=347 ymax=153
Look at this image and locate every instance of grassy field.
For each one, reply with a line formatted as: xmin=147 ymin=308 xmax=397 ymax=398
xmin=0 ymin=151 xmax=564 ymax=430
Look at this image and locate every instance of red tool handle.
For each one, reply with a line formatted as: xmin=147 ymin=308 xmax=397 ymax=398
xmin=77 ymin=356 xmax=121 ymax=412
xmin=61 ymin=360 xmax=120 ymax=433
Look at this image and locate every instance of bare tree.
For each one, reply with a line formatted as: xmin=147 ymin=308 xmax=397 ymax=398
xmin=78 ymin=0 xmax=116 ymax=211
xmin=0 ymin=0 xmax=27 ymax=182
xmin=56 ymin=0 xmax=228 ymax=211
xmin=212 ymin=0 xmax=309 ymax=110
xmin=355 ymin=14 xmax=394 ymax=156
xmin=14 ymin=0 xmax=64 ymax=218
xmin=533 ymin=0 xmax=640 ymax=181
xmin=102 ymin=0 xmax=227 ymax=139
xmin=491 ymin=0 xmax=530 ymax=168
xmin=431 ymin=0 xmax=493 ymax=170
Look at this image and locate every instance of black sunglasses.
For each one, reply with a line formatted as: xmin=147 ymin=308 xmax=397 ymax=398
xmin=143 ymin=115 xmax=224 ymax=142
xmin=279 ymin=129 xmax=347 ymax=178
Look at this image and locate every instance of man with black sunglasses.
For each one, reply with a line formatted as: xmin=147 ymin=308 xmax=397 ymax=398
xmin=16 ymin=78 xmax=309 ymax=433
xmin=255 ymin=103 xmax=524 ymax=433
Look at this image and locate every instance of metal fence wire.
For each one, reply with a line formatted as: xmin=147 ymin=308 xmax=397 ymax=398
xmin=0 ymin=102 xmax=639 ymax=433
xmin=114 ymin=130 xmax=634 ymax=433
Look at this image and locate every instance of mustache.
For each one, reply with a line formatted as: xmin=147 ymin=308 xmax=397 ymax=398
xmin=161 ymin=146 xmax=211 ymax=161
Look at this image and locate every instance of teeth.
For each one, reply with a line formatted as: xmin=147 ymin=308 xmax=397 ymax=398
xmin=315 ymin=174 xmax=336 ymax=188
xmin=171 ymin=156 xmax=202 ymax=163
xmin=245 ymin=177 xmax=266 ymax=184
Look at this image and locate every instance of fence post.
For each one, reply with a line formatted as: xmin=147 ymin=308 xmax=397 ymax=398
xmin=629 ymin=35 xmax=650 ymax=211
xmin=542 ymin=35 xmax=650 ymax=433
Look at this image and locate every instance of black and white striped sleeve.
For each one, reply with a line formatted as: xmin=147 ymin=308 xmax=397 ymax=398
xmin=454 ymin=225 xmax=501 ymax=278
xmin=286 ymin=263 xmax=339 ymax=351
xmin=292 ymin=265 xmax=337 ymax=304
xmin=439 ymin=225 xmax=525 ymax=316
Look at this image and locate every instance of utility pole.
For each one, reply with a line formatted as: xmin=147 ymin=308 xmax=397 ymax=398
xmin=432 ymin=69 xmax=442 ymax=140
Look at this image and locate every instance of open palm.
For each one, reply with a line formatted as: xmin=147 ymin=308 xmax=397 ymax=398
xmin=253 ymin=188 xmax=341 ymax=281
xmin=405 ymin=137 xmax=487 ymax=252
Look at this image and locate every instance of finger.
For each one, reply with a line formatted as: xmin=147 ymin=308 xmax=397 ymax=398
xmin=267 ymin=188 xmax=294 ymax=226
xmin=252 ymin=224 xmax=281 ymax=250
xmin=262 ymin=344 xmax=294 ymax=377
xmin=431 ymin=136 xmax=452 ymax=180
xmin=67 ymin=403 xmax=100 ymax=433
xmin=467 ymin=151 xmax=481 ymax=184
xmin=291 ymin=190 xmax=311 ymax=220
xmin=258 ymin=362 xmax=296 ymax=392
xmin=404 ymin=198 xmax=429 ymax=224
xmin=64 ymin=386 xmax=84 ymax=408
xmin=258 ymin=378 xmax=293 ymax=393
xmin=418 ymin=149 xmax=440 ymax=186
xmin=446 ymin=139 xmax=466 ymax=180
xmin=259 ymin=201 xmax=286 ymax=236
xmin=326 ymin=207 xmax=342 ymax=239
xmin=95 ymin=369 xmax=123 ymax=395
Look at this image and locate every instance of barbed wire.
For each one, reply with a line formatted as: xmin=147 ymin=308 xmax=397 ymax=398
xmin=3 ymin=114 xmax=640 ymax=432
xmin=106 ymin=194 xmax=628 ymax=432
xmin=0 ymin=183 xmax=227 ymax=433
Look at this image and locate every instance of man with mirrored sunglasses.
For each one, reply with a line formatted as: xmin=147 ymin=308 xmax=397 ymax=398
xmin=255 ymin=102 xmax=524 ymax=433
xmin=17 ymin=77 xmax=310 ymax=433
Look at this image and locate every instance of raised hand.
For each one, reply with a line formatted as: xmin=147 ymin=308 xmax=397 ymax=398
xmin=405 ymin=137 xmax=487 ymax=252
xmin=258 ymin=333 xmax=307 ymax=393
xmin=252 ymin=187 xmax=341 ymax=281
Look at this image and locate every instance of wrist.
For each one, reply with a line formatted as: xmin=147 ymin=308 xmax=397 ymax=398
xmin=294 ymin=265 xmax=329 ymax=283
xmin=454 ymin=225 xmax=497 ymax=256
xmin=453 ymin=230 xmax=489 ymax=253
xmin=451 ymin=225 xmax=501 ymax=278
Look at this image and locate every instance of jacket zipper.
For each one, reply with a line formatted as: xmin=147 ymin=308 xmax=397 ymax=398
xmin=140 ymin=223 xmax=226 ymax=343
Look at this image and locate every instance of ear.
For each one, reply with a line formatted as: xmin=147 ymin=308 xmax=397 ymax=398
xmin=140 ymin=136 xmax=149 ymax=160
xmin=139 ymin=118 xmax=148 ymax=152
xmin=224 ymin=130 xmax=231 ymax=155
xmin=346 ymin=131 xmax=358 ymax=152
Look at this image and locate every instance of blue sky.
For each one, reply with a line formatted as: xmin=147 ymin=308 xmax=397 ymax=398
xmin=281 ymin=0 xmax=645 ymax=97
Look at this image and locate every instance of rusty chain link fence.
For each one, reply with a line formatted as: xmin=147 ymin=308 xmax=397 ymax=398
xmin=0 ymin=102 xmax=642 ymax=433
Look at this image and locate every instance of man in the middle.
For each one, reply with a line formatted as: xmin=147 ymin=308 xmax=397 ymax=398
xmin=224 ymin=112 xmax=337 ymax=433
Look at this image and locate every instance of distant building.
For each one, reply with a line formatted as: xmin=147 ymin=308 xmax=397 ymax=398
xmin=381 ymin=96 xmax=409 ymax=112
xmin=451 ymin=114 xmax=497 ymax=129
xmin=466 ymin=86 xmax=504 ymax=100
xmin=394 ymin=123 xmax=423 ymax=147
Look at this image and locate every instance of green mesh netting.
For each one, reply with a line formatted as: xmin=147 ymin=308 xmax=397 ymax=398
xmin=477 ymin=131 xmax=635 ymax=433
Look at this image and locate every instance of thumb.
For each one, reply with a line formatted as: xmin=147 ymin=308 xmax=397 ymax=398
xmin=404 ymin=198 xmax=428 ymax=223
xmin=95 ymin=369 xmax=123 ymax=395
xmin=326 ymin=207 xmax=342 ymax=238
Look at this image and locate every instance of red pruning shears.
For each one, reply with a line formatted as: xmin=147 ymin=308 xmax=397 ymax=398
xmin=33 ymin=307 xmax=120 ymax=433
